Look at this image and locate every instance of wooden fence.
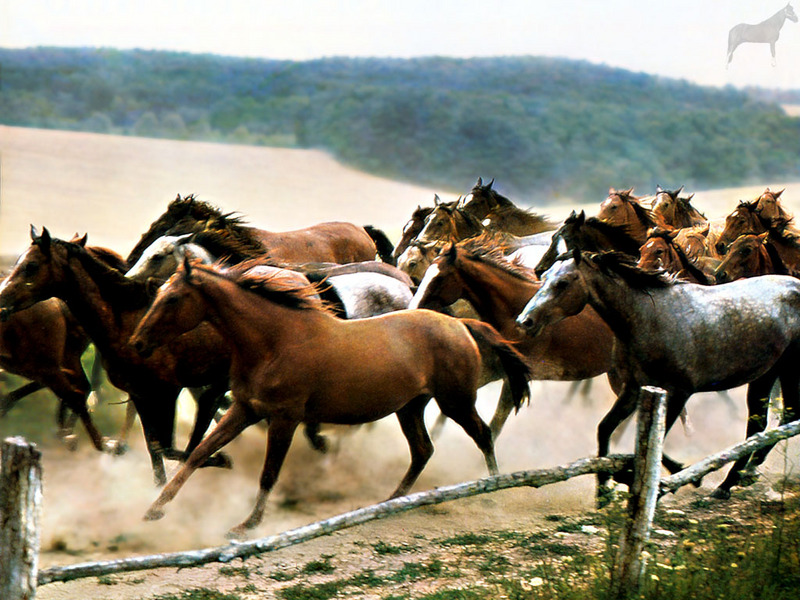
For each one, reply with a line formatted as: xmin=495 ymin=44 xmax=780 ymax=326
xmin=2 ymin=387 xmax=800 ymax=599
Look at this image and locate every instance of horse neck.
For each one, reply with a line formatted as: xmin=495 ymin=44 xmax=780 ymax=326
xmin=191 ymin=271 xmax=315 ymax=368
xmin=456 ymin=257 xmax=537 ymax=333
xmin=55 ymin=248 xmax=149 ymax=352
xmin=577 ymin=267 xmax=654 ymax=344
xmin=765 ymin=236 xmax=798 ymax=275
xmin=766 ymin=7 xmax=788 ymax=27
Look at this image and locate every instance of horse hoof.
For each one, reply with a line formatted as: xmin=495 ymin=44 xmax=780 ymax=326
xmin=103 ymin=438 xmax=129 ymax=456
xmin=143 ymin=507 xmax=165 ymax=521
xmin=62 ymin=434 xmax=79 ymax=452
xmin=226 ymin=525 xmax=249 ymax=541
xmin=710 ymin=487 xmax=731 ymax=501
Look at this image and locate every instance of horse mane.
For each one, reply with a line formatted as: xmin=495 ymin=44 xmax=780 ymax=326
xmin=586 ymin=251 xmax=675 ymax=289
xmin=618 ymin=191 xmax=659 ymax=230
xmin=190 ymin=228 xmax=268 ymax=264
xmin=128 ymin=194 xmax=249 ymax=264
xmin=213 ymin=260 xmax=330 ymax=312
xmin=568 ymin=215 xmax=643 ymax=256
xmin=53 ymin=239 xmax=152 ymax=308
xmin=456 ymin=234 xmax=537 ymax=283
xmin=86 ymin=246 xmax=130 ymax=272
xmin=466 ymin=181 xmax=554 ymax=231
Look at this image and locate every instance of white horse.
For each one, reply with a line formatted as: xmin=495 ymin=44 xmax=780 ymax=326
xmin=727 ymin=3 xmax=798 ymax=67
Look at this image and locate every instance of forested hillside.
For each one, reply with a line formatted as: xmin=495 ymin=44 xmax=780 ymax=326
xmin=2 ymin=48 xmax=798 ymax=203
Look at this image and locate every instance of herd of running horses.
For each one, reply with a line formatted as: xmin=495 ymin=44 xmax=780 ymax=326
xmin=0 ymin=179 xmax=797 ymax=537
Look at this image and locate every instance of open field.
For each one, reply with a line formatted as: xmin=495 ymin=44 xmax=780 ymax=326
xmin=1 ymin=125 xmax=799 ymax=598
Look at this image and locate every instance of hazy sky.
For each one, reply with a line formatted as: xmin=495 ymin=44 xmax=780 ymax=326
xmin=3 ymin=1 xmax=800 ymax=90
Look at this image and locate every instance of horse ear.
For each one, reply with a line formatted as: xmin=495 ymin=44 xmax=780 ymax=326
xmin=774 ymin=188 xmax=785 ymax=199
xmin=476 ymin=177 xmax=483 ymax=187
xmin=572 ymin=248 xmax=582 ymax=264
xmin=757 ymin=232 xmax=770 ymax=243
xmin=576 ymin=210 xmax=586 ymax=225
xmin=677 ymin=185 xmax=684 ymax=195
xmin=656 ymin=184 xmax=663 ymax=193
xmin=444 ymin=242 xmax=457 ymax=263
xmin=433 ymin=194 xmax=441 ymax=206
xmin=31 ymin=225 xmax=52 ymax=252
xmin=182 ymin=254 xmax=193 ymax=277
xmin=76 ymin=233 xmax=88 ymax=247
xmin=487 ymin=178 xmax=495 ymax=189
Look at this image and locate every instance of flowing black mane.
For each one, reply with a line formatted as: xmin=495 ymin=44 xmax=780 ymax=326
xmin=565 ymin=213 xmax=643 ymax=256
xmin=190 ymin=228 xmax=268 ymax=264
xmin=128 ymin=194 xmax=250 ymax=265
xmin=585 ymin=251 xmax=675 ymax=289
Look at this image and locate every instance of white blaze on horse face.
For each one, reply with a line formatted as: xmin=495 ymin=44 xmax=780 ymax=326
xmin=408 ymin=263 xmax=441 ymax=310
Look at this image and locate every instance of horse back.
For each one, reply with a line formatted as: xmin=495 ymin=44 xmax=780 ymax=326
xmin=256 ymin=221 xmax=377 ymax=264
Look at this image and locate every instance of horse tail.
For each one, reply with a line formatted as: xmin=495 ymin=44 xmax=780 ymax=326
xmin=363 ymin=225 xmax=396 ymax=266
xmin=460 ymin=319 xmax=531 ymax=412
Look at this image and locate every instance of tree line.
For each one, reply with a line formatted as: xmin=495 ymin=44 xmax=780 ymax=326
xmin=1 ymin=47 xmax=798 ymax=203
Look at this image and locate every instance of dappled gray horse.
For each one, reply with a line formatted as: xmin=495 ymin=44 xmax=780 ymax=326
xmin=727 ymin=3 xmax=798 ymax=67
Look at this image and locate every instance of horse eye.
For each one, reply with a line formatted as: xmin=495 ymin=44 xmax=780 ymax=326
xmin=164 ymin=295 xmax=179 ymax=306
xmin=23 ymin=262 xmax=40 ymax=276
xmin=151 ymin=255 xmax=165 ymax=263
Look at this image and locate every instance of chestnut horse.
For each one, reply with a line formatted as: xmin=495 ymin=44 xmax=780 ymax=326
xmin=127 ymin=194 xmax=393 ymax=266
xmin=392 ymin=203 xmax=435 ymax=264
xmin=637 ymin=228 xmax=714 ymax=284
xmin=0 ymin=228 xmax=234 ymax=485
xmin=651 ymin=186 xmax=707 ymax=229
xmin=409 ymin=235 xmax=616 ymax=438
xmin=715 ymin=189 xmax=796 ymax=255
xmin=130 ymin=258 xmax=531 ymax=537
xmin=715 ymin=229 xmax=800 ymax=283
xmin=518 ymin=250 xmax=800 ymax=500
xmin=596 ymin=188 xmax=659 ymax=244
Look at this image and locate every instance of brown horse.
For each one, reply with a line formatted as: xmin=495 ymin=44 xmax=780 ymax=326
xmin=637 ymin=228 xmax=714 ymax=284
xmin=409 ymin=235 xmax=616 ymax=437
xmin=459 ymin=178 xmax=555 ymax=236
xmin=127 ymin=194 xmax=392 ymax=266
xmin=596 ymin=188 xmax=659 ymax=244
xmin=392 ymin=203 xmax=435 ymax=264
xmin=130 ymin=258 xmax=530 ymax=537
xmin=0 ymin=228 xmax=234 ymax=485
xmin=651 ymin=186 xmax=707 ymax=229
xmin=0 ymin=238 xmax=132 ymax=452
xmin=716 ymin=190 xmax=796 ymax=254
xmin=715 ymin=228 xmax=800 ymax=283
xmin=415 ymin=200 xmax=485 ymax=244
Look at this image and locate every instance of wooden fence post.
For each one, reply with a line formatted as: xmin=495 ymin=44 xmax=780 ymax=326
xmin=611 ymin=386 xmax=667 ymax=599
xmin=0 ymin=436 xmax=43 ymax=600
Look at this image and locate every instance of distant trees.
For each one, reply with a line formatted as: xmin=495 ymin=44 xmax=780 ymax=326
xmin=1 ymin=48 xmax=798 ymax=203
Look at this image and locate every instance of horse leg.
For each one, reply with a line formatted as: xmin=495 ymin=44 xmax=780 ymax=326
xmin=739 ymin=366 xmax=800 ymax=484
xmin=229 ymin=416 xmax=300 ymax=538
xmin=437 ymin=391 xmax=498 ymax=476
xmin=596 ymin=382 xmax=639 ymax=504
xmin=145 ymin=400 xmax=256 ymax=522
xmin=770 ymin=42 xmax=777 ymax=66
xmin=130 ymin=392 xmax=175 ymax=486
xmin=180 ymin=383 xmax=233 ymax=468
xmin=712 ymin=375 xmax=774 ymax=499
xmin=0 ymin=381 xmax=45 ymax=417
xmin=390 ymin=396 xmax=435 ymax=498
xmin=488 ymin=381 xmax=515 ymax=440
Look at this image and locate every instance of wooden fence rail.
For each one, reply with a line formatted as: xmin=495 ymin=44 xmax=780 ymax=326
xmin=2 ymin=401 xmax=800 ymax=597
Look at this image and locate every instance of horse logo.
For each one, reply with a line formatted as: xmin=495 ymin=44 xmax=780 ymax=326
xmin=727 ymin=3 xmax=798 ymax=67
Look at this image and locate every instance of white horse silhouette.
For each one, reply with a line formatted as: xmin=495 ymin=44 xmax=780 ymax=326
xmin=727 ymin=3 xmax=798 ymax=67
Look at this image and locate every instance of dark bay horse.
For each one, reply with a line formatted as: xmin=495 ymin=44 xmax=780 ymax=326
xmin=534 ymin=210 xmax=642 ymax=278
xmin=596 ymin=188 xmax=659 ymax=245
xmin=727 ymin=3 xmax=798 ymax=66
xmin=130 ymin=258 xmax=531 ymax=537
xmin=127 ymin=194 xmax=393 ymax=266
xmin=0 ymin=239 xmax=132 ymax=452
xmin=459 ymin=178 xmax=555 ymax=236
xmin=409 ymin=236 xmax=616 ymax=438
xmin=415 ymin=200 xmax=485 ymax=245
xmin=518 ymin=250 xmax=800 ymax=500
xmin=0 ymin=227 xmax=234 ymax=485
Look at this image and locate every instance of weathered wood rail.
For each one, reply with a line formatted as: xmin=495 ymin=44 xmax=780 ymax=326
xmin=2 ymin=389 xmax=800 ymax=598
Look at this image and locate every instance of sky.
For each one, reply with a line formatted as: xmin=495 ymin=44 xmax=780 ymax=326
xmin=2 ymin=1 xmax=800 ymax=91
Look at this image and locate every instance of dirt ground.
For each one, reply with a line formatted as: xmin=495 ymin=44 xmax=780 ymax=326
xmin=1 ymin=127 xmax=798 ymax=598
